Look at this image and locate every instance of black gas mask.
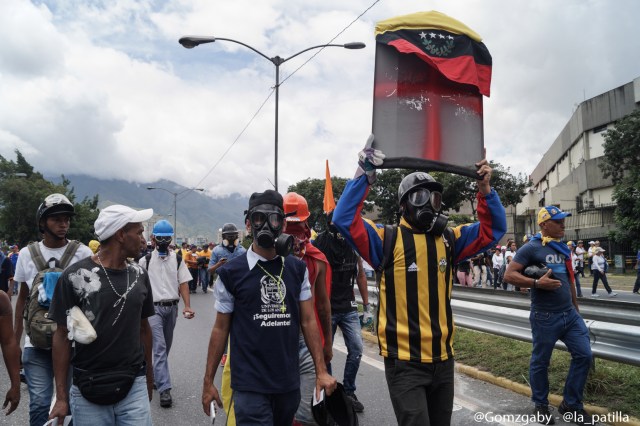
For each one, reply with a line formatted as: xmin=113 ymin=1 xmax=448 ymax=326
xmin=248 ymin=205 xmax=293 ymax=256
xmin=222 ymin=233 xmax=239 ymax=252
xmin=403 ymin=187 xmax=448 ymax=235
xmin=154 ymin=236 xmax=172 ymax=256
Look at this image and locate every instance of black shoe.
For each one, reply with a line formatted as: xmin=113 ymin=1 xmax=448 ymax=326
xmin=347 ymin=393 xmax=364 ymax=413
xmin=160 ymin=389 xmax=172 ymax=408
xmin=533 ymin=404 xmax=555 ymax=425
xmin=19 ymin=368 xmax=26 ymax=384
xmin=558 ymin=400 xmax=591 ymax=425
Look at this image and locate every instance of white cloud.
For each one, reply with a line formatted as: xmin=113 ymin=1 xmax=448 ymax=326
xmin=1 ymin=0 xmax=639 ymax=197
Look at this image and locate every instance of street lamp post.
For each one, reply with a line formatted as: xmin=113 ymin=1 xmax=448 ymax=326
xmin=146 ymin=186 xmax=204 ymax=240
xmin=178 ymin=36 xmax=365 ymax=191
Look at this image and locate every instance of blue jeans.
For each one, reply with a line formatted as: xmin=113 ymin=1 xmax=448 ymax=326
xmin=529 ymin=308 xmax=591 ymax=408
xmin=149 ymin=304 xmax=178 ymax=393
xmin=199 ymin=268 xmax=209 ymax=291
xmin=330 ymin=310 xmax=363 ymax=394
xmin=234 ymin=389 xmax=300 ymax=426
xmin=70 ymin=376 xmax=152 ymax=425
xmin=23 ymin=347 xmax=54 ymax=426
xmin=574 ymin=272 xmax=583 ymax=297
xmin=632 ymin=267 xmax=640 ymax=293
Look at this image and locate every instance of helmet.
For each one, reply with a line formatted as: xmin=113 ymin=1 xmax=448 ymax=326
xmin=36 ymin=193 xmax=75 ymax=230
xmin=283 ymin=192 xmax=310 ymax=222
xmin=398 ymin=172 xmax=443 ymax=203
xmin=152 ymin=220 xmax=174 ymax=236
xmin=221 ymin=223 xmax=239 ymax=236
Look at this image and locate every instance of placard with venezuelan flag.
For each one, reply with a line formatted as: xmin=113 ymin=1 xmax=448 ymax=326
xmin=371 ymin=11 xmax=492 ymax=178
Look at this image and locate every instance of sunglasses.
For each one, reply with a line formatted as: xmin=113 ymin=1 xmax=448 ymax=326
xmin=250 ymin=210 xmax=284 ymax=231
xmin=407 ymin=188 xmax=443 ymax=211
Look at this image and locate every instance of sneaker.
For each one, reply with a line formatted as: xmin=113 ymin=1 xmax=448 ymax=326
xmin=590 ymin=293 xmax=600 ymax=297
xmin=347 ymin=393 xmax=364 ymax=413
xmin=533 ymin=404 xmax=555 ymax=425
xmin=220 ymin=354 xmax=227 ymax=367
xmin=608 ymin=292 xmax=618 ymax=297
xmin=558 ymin=400 xmax=591 ymax=425
xmin=160 ymin=389 xmax=172 ymax=408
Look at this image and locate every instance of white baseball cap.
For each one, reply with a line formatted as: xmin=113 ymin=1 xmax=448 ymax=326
xmin=94 ymin=205 xmax=153 ymax=241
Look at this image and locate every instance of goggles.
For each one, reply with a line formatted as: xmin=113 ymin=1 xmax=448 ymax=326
xmin=155 ymin=236 xmax=172 ymax=244
xmin=250 ymin=210 xmax=284 ymax=231
xmin=407 ymin=188 xmax=442 ymax=211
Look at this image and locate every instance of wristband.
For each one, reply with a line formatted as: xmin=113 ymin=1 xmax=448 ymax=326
xmin=533 ymin=279 xmax=538 ymax=289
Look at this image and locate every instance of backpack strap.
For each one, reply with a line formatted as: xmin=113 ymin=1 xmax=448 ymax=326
xmin=27 ymin=242 xmax=48 ymax=272
xmin=145 ymin=252 xmax=152 ymax=269
xmin=59 ymin=240 xmax=81 ymax=269
xmin=443 ymin=227 xmax=456 ymax=269
xmin=376 ymin=224 xmax=398 ymax=278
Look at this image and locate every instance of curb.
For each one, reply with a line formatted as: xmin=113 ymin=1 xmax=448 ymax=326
xmin=360 ymin=330 xmax=639 ymax=426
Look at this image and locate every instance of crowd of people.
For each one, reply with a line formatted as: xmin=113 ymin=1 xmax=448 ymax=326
xmin=0 ymin=137 xmax=638 ymax=426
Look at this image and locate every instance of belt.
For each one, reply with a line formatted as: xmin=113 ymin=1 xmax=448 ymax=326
xmin=154 ymin=300 xmax=179 ymax=307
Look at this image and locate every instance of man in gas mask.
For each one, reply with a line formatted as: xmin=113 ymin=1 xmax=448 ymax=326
xmin=138 ymin=219 xmax=194 ymax=408
xmin=202 ymin=190 xmax=337 ymax=424
xmin=332 ymin=136 xmax=507 ymax=426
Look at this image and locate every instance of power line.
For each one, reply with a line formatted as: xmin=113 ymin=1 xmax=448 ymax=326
xmin=190 ymin=0 xmax=381 ymax=191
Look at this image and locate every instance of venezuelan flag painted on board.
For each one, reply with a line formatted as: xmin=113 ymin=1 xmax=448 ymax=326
xmin=375 ymin=11 xmax=492 ymax=97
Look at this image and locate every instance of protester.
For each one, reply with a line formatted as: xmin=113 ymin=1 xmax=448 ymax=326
xmin=492 ymin=245 xmax=504 ymax=289
xmin=8 ymin=245 xmax=19 ymax=294
xmin=1 ymin=290 xmax=20 ymax=415
xmin=282 ymin=192 xmax=333 ymax=425
xmin=139 ymin=219 xmax=194 ymax=408
xmin=456 ymin=259 xmax=473 ymax=287
xmin=13 ymin=194 xmax=93 ymax=426
xmin=201 ymin=190 xmax=337 ymax=425
xmin=185 ymin=244 xmax=199 ymax=294
xmin=471 ymin=253 xmax=488 ymax=288
xmin=314 ymin=214 xmax=370 ymax=413
xmin=590 ymin=247 xmax=617 ymax=297
xmin=208 ymin=223 xmax=246 ymax=368
xmin=567 ymin=242 xmax=583 ymax=298
xmin=574 ymin=241 xmax=586 ymax=278
xmin=197 ymin=243 xmax=211 ymax=293
xmin=332 ymin=136 xmax=506 ymax=425
xmin=0 ymin=252 xmax=13 ymax=298
xmin=504 ymin=206 xmax=592 ymax=425
xmin=48 ymin=204 xmax=155 ymax=425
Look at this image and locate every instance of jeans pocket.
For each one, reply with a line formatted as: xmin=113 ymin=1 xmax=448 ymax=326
xmin=533 ymin=310 xmax=552 ymax=323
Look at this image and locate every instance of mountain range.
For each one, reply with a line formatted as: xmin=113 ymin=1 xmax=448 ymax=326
xmin=49 ymin=175 xmax=249 ymax=243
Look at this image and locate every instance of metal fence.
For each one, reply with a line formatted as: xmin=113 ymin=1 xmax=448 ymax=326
xmin=358 ymin=284 xmax=640 ymax=367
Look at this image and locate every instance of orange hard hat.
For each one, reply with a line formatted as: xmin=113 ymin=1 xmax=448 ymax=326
xmin=283 ymin=192 xmax=310 ymax=222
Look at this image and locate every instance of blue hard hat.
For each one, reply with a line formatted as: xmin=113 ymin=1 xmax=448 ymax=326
xmin=153 ymin=220 xmax=174 ymax=236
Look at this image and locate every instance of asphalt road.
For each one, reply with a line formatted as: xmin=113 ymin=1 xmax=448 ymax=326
xmin=0 ymin=288 xmax=627 ymax=425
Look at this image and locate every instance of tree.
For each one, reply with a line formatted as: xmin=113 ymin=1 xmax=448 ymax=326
xmin=0 ymin=151 xmax=100 ymax=246
xmin=599 ymin=109 xmax=640 ymax=248
xmin=369 ymin=169 xmax=406 ymax=224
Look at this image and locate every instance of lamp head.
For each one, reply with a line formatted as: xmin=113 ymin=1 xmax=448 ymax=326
xmin=343 ymin=42 xmax=366 ymax=50
xmin=179 ymin=36 xmax=217 ymax=49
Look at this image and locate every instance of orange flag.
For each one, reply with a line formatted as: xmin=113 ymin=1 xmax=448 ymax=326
xmin=323 ymin=160 xmax=336 ymax=214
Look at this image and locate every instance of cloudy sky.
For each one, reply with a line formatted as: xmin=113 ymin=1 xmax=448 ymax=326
xmin=1 ymin=0 xmax=639 ymax=198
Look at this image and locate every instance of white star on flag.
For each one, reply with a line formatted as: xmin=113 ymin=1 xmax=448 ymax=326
xmin=429 ymin=32 xmax=437 ymax=38
xmin=419 ymin=31 xmax=427 ymax=39
xmin=438 ymin=34 xmax=445 ymax=39
xmin=447 ymin=35 xmax=454 ymax=40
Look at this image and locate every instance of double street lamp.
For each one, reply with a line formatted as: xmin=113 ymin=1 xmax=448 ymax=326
xmin=178 ymin=36 xmax=366 ymax=191
xmin=146 ymin=186 xmax=204 ymax=240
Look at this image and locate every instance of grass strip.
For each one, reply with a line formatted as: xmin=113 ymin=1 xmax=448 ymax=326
xmin=454 ymin=327 xmax=640 ymax=419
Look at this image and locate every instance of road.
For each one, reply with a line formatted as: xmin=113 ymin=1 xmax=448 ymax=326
xmin=0 ymin=289 xmax=621 ymax=425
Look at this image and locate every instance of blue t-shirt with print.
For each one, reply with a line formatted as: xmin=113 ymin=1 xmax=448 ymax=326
xmin=514 ymin=240 xmax=573 ymax=312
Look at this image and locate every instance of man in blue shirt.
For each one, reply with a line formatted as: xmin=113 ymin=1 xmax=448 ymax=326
xmin=633 ymin=249 xmax=640 ymax=294
xmin=505 ymin=206 xmax=592 ymax=426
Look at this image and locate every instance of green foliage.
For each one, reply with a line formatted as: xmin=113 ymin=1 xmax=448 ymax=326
xmin=600 ymin=109 xmax=640 ymax=248
xmin=369 ymin=169 xmax=406 ymax=224
xmin=286 ymin=176 xmax=349 ymax=231
xmin=0 ymin=151 xmax=100 ymax=246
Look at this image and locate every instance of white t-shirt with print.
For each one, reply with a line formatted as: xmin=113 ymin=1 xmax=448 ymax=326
xmin=14 ymin=240 xmax=93 ymax=348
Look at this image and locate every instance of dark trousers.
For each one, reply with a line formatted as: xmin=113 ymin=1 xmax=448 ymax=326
xmin=233 ymin=389 xmax=300 ymax=426
xmin=384 ymin=357 xmax=454 ymax=426
xmin=633 ymin=267 xmax=640 ymax=293
xmin=591 ymin=270 xmax=612 ymax=294
xmin=188 ymin=268 xmax=198 ymax=291
xmin=493 ymin=267 xmax=501 ymax=289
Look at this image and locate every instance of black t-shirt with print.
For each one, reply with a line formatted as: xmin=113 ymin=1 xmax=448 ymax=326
xmin=49 ymin=257 xmax=155 ymax=371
